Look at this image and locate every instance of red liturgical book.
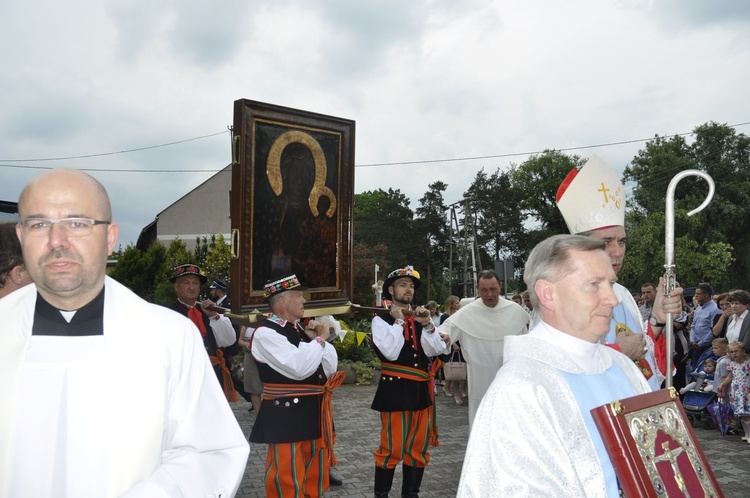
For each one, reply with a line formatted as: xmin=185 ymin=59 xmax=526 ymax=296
xmin=591 ymin=387 xmax=723 ymax=498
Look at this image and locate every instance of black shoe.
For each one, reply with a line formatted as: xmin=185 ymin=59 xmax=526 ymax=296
xmin=329 ymin=470 xmax=343 ymax=486
xmin=248 ymin=405 xmax=254 ymax=413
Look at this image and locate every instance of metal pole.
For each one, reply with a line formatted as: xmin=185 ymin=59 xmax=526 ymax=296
xmin=663 ymin=170 xmax=715 ymax=389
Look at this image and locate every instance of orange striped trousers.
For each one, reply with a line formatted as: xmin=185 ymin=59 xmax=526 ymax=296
xmin=264 ymin=437 xmax=329 ymax=498
xmin=374 ymin=408 xmax=431 ymax=470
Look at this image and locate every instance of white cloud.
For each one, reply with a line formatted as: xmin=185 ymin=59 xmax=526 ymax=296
xmin=0 ymin=0 xmax=749 ymax=246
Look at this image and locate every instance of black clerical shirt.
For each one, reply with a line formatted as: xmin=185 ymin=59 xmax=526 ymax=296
xmin=31 ymin=287 xmax=105 ymax=336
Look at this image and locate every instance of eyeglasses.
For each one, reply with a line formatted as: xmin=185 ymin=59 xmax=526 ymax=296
xmin=19 ymin=218 xmax=111 ymax=237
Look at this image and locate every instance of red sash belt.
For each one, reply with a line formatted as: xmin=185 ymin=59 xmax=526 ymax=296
xmin=381 ymin=360 xmax=443 ymax=446
xmin=210 ymin=349 xmax=238 ymax=403
xmin=263 ymin=370 xmax=346 ymax=465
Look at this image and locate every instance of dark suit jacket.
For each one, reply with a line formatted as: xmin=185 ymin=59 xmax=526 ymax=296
xmin=735 ymin=313 xmax=750 ymax=352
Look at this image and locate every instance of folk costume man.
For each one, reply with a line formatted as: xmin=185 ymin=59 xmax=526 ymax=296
xmin=0 ymin=169 xmax=248 ymax=497
xmin=168 ymin=265 xmax=238 ymax=401
xmin=555 ymin=155 xmax=682 ymax=390
xmin=371 ymin=266 xmax=450 ymax=498
xmin=248 ymin=274 xmax=341 ymax=498
xmin=438 ymin=269 xmax=530 ymax=428
xmin=458 ymin=235 xmax=651 ymax=496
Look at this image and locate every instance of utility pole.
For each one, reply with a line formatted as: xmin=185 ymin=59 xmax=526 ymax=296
xmin=448 ymin=200 xmax=480 ymax=298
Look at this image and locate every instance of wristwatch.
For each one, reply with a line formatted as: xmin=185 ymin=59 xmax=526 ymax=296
xmin=649 ymin=316 xmax=667 ymax=328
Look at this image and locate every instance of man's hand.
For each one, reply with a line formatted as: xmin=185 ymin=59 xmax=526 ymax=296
xmin=439 ymin=333 xmax=451 ymax=348
xmin=412 ymin=306 xmax=431 ymax=327
xmin=306 ymin=319 xmax=331 ymax=342
xmin=616 ymin=332 xmax=647 ymax=362
xmin=200 ymin=299 xmax=218 ymax=317
xmin=652 ymin=277 xmax=684 ymax=323
xmin=389 ymin=305 xmax=405 ymax=321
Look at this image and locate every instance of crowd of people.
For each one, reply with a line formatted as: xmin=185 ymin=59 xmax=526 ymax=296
xmin=2 ymin=160 xmax=745 ymax=497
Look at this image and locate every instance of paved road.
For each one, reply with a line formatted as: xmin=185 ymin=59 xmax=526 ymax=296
xmin=232 ymin=384 xmax=749 ymax=497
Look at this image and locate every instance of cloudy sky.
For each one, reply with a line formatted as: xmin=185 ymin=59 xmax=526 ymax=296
xmin=1 ymin=0 xmax=749 ymax=247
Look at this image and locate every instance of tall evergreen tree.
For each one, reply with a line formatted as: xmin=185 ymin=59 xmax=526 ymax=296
xmin=354 ymin=188 xmax=417 ymax=268
xmin=413 ymin=181 xmax=450 ymax=300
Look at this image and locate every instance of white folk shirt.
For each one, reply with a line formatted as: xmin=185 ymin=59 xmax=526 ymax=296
xmin=0 ymin=278 xmax=249 ymax=498
xmin=251 ymin=317 xmax=339 ymax=380
xmin=177 ymin=299 xmax=236 ymax=348
xmin=371 ymin=315 xmax=449 ymax=361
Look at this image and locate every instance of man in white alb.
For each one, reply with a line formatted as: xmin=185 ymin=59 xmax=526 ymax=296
xmin=458 ymin=235 xmax=651 ymax=496
xmin=438 ymin=269 xmax=529 ymax=428
xmin=0 ymin=169 xmax=249 ymax=497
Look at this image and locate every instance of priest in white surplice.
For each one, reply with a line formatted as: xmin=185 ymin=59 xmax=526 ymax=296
xmin=0 ymin=169 xmax=249 ymax=498
xmin=438 ymin=269 xmax=530 ymax=427
xmin=457 ymin=235 xmax=651 ymax=497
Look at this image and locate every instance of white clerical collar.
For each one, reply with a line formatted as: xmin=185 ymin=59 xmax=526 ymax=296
xmin=531 ymin=320 xmax=605 ymax=374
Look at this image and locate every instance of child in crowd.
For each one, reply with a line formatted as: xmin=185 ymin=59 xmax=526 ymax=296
xmin=680 ymin=358 xmax=716 ymax=394
xmin=712 ymin=338 xmax=731 ymax=401
xmin=718 ymin=342 xmax=750 ymax=442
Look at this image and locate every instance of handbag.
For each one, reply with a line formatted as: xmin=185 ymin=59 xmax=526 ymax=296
xmin=442 ymin=352 xmax=467 ymax=381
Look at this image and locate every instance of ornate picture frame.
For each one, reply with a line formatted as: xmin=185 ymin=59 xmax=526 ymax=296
xmin=230 ymin=99 xmax=355 ymax=314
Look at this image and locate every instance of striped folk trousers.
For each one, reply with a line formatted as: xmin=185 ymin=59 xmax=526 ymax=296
xmin=264 ymin=437 xmax=329 ymax=497
xmin=374 ymin=408 xmax=431 ymax=469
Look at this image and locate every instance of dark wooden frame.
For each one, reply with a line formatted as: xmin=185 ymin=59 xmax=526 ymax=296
xmin=230 ymin=99 xmax=355 ymax=314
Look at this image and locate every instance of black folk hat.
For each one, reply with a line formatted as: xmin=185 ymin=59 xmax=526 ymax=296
xmin=169 ymin=264 xmax=208 ymax=284
xmin=382 ymin=266 xmax=421 ymax=300
xmin=263 ymin=274 xmax=305 ymax=301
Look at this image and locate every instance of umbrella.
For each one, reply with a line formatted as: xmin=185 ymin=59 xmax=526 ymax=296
xmin=706 ymin=398 xmax=733 ymax=438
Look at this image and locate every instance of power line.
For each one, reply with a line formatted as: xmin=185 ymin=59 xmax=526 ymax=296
xmin=0 ymin=164 xmax=227 ymax=173
xmin=0 ymin=121 xmax=748 ymax=173
xmin=0 ymin=130 xmax=229 ymax=162
xmin=357 ymin=121 xmax=750 ymax=167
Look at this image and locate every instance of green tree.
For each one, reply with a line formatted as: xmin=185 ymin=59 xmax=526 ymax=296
xmin=108 ymin=244 xmax=151 ymax=298
xmin=153 ymin=239 xmax=193 ymax=305
xmin=351 ymin=242 xmax=389 ymax=306
xmin=203 ymin=234 xmax=232 ymax=282
xmin=354 ymin=188 xmax=417 ymax=268
xmin=624 ymin=122 xmax=750 ymax=289
xmin=109 ymin=242 xmax=168 ymax=301
xmin=620 ymin=210 xmax=734 ymax=289
xmin=465 ymin=168 xmax=526 ymax=283
xmin=508 ymin=150 xmax=583 ymax=259
xmin=414 ymin=181 xmax=450 ymax=301
xmin=623 ymin=134 xmax=693 ymax=215
xmin=193 ymin=235 xmax=220 ymax=268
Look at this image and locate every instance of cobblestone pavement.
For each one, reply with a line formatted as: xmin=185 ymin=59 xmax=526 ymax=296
xmin=232 ymin=384 xmax=749 ymax=497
